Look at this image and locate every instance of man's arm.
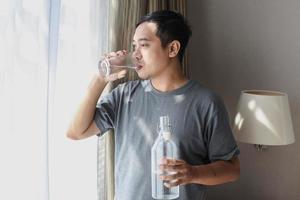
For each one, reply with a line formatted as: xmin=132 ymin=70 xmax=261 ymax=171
xmin=66 ymin=74 xmax=108 ymax=140
xmin=66 ymin=51 xmax=128 ymax=140
xmin=190 ymin=157 xmax=240 ymax=185
xmin=160 ymin=157 xmax=240 ymax=187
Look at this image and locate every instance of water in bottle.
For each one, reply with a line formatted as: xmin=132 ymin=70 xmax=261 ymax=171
xmin=151 ymin=116 xmax=179 ymax=199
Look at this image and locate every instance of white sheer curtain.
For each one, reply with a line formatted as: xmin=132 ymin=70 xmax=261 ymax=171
xmin=0 ymin=0 xmax=50 ymax=199
xmin=49 ymin=0 xmax=109 ymax=199
xmin=0 ymin=0 xmax=107 ymax=199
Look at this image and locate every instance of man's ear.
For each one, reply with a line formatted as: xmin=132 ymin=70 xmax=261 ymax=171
xmin=168 ymin=40 xmax=181 ymax=58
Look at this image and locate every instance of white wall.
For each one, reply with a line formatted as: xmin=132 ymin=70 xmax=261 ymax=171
xmin=188 ymin=1 xmax=300 ymax=199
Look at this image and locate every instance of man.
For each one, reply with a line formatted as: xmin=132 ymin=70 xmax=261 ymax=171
xmin=67 ymin=10 xmax=240 ymax=200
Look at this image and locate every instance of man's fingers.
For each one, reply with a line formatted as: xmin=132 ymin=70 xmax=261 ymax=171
xmin=160 ymin=172 xmax=182 ymax=181
xmin=105 ymin=69 xmax=127 ymax=82
xmin=116 ymin=50 xmax=126 ymax=56
xmin=159 ymin=158 xmax=186 ymax=172
xmin=107 ymin=52 xmax=117 ymax=58
xmin=163 ymin=179 xmax=183 ymax=188
xmin=161 ymin=158 xmax=185 ymax=165
xmin=159 ymin=163 xmax=186 ymax=172
xmin=104 ymin=50 xmax=126 ymax=58
xmin=117 ymin=70 xmax=127 ymax=79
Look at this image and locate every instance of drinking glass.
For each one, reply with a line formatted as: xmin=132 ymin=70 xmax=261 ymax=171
xmin=98 ymin=52 xmax=137 ymax=77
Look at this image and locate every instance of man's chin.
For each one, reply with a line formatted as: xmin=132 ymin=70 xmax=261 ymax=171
xmin=136 ymin=72 xmax=149 ymax=80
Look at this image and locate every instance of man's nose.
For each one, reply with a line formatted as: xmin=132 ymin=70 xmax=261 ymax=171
xmin=133 ymin=50 xmax=142 ymax=61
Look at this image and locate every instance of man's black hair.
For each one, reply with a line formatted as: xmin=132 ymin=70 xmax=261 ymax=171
xmin=136 ymin=10 xmax=192 ymax=63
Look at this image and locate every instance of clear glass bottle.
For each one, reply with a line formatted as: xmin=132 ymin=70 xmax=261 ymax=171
xmin=151 ymin=116 xmax=179 ymax=199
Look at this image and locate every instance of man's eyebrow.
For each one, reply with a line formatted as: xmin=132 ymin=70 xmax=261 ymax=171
xmin=132 ymin=38 xmax=151 ymax=43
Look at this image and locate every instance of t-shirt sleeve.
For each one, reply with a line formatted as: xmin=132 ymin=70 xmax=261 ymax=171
xmin=205 ymin=95 xmax=240 ymax=162
xmin=94 ymin=85 xmax=121 ymax=136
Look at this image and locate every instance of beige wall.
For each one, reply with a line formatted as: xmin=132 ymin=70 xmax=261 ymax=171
xmin=187 ymin=0 xmax=300 ymax=199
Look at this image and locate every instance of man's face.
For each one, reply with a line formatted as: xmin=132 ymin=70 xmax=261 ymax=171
xmin=132 ymin=22 xmax=170 ymax=80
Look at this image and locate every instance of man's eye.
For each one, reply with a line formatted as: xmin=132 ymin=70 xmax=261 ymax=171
xmin=132 ymin=43 xmax=148 ymax=50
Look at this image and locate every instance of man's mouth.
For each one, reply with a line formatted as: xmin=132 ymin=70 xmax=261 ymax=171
xmin=135 ymin=64 xmax=143 ymax=71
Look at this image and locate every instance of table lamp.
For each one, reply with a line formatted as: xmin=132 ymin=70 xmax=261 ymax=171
xmin=233 ymin=90 xmax=295 ymax=151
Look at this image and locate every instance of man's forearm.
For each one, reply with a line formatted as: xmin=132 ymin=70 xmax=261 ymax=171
xmin=67 ymin=74 xmax=107 ymax=138
xmin=190 ymin=157 xmax=240 ymax=186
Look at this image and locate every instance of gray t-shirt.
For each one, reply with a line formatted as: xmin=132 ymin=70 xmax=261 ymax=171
xmin=94 ymin=79 xmax=240 ymax=200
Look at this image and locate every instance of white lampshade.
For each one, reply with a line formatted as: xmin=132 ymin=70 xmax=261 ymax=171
xmin=233 ymin=90 xmax=295 ymax=145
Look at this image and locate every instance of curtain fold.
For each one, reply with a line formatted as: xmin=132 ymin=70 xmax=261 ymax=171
xmin=97 ymin=1 xmax=188 ymax=200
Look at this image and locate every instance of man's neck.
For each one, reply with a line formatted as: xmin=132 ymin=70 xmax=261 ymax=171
xmin=150 ymin=61 xmax=188 ymax=92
